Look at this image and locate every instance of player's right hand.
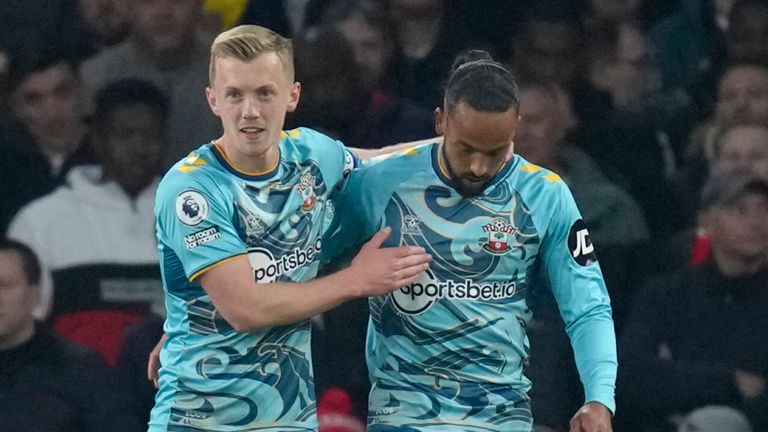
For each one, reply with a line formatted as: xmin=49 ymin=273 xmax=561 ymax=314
xmin=348 ymin=227 xmax=431 ymax=297
xmin=147 ymin=333 xmax=167 ymax=388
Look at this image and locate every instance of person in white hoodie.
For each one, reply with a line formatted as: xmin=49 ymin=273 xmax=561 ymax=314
xmin=8 ymin=79 xmax=168 ymax=360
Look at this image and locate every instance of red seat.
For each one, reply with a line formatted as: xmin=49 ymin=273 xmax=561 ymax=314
xmin=53 ymin=310 xmax=144 ymax=367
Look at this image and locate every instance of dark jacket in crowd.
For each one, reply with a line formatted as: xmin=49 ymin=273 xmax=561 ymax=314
xmin=0 ymin=325 xmax=141 ymax=432
xmin=618 ymin=260 xmax=768 ymax=431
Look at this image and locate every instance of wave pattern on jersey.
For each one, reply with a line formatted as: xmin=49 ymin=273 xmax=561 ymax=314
xmin=169 ymin=324 xmax=315 ymax=429
xmin=368 ymin=182 xmax=537 ymax=429
xmin=235 ymin=160 xmax=326 ymax=247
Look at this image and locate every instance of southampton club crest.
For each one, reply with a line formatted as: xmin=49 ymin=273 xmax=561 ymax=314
xmin=296 ymin=172 xmax=318 ymax=211
xmin=480 ymin=217 xmax=516 ymax=255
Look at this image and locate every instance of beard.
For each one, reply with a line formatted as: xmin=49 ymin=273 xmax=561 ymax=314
xmin=442 ymin=146 xmax=492 ymax=197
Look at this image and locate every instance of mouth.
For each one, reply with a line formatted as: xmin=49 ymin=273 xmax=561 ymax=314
xmin=240 ymin=127 xmax=265 ymax=140
xmin=463 ymin=176 xmax=489 ymax=185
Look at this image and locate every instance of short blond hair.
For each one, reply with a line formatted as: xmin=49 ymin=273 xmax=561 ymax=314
xmin=208 ymin=25 xmax=294 ymax=85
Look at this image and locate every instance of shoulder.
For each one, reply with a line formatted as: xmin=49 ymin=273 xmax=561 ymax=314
xmin=156 ymin=146 xmax=228 ymax=220
xmin=508 ymin=156 xmax=571 ymax=203
xmin=281 ymin=127 xmax=346 ymax=158
xmin=9 ymin=166 xmax=98 ymax=222
xmin=159 ymin=145 xmax=220 ymax=194
xmin=363 ymin=142 xmax=434 ymax=174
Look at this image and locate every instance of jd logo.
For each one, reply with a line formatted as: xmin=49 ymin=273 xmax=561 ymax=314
xmin=568 ymin=219 xmax=597 ymax=266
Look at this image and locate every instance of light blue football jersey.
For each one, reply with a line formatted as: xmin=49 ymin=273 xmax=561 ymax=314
xmin=149 ymin=128 xmax=357 ymax=431
xmin=329 ymin=143 xmax=617 ymax=432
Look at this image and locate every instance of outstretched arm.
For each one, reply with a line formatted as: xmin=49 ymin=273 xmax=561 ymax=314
xmin=200 ymin=228 xmax=430 ymax=331
xmin=350 ymin=136 xmax=443 ymax=160
xmin=148 ymin=228 xmax=430 ymax=386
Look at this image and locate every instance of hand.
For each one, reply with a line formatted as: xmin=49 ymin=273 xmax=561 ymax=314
xmin=735 ymin=369 xmax=766 ymax=400
xmin=347 ymin=227 xmax=432 ymax=297
xmin=569 ymin=402 xmax=612 ymax=432
xmin=147 ymin=333 xmax=167 ymax=388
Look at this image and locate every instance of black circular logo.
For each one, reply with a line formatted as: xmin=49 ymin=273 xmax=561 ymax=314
xmin=567 ymin=219 xmax=597 ymax=266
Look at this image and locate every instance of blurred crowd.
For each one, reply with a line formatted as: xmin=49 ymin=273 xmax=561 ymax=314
xmin=0 ymin=0 xmax=767 ymax=431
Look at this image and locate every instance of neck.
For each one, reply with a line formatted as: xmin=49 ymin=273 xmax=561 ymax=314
xmin=0 ymin=321 xmax=35 ymax=351
xmin=711 ymin=248 xmax=766 ymax=277
xmin=216 ymin=138 xmax=280 ymax=174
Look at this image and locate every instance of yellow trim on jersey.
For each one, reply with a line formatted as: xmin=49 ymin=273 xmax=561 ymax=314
xmin=520 ymin=163 xmax=541 ymax=173
xmin=178 ymin=153 xmax=209 ymax=173
xmin=189 ymin=253 xmax=248 ymax=282
xmin=436 ymin=145 xmax=452 ymax=179
xmin=213 ymin=140 xmax=280 ymax=176
xmin=280 ymin=129 xmax=301 ymax=139
xmin=543 ymin=172 xmax=562 ymax=183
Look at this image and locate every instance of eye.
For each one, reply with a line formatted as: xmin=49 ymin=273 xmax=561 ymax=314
xmin=257 ymin=88 xmax=274 ymax=100
xmin=227 ymin=89 xmax=242 ymax=99
xmin=489 ymin=149 xmax=505 ymax=157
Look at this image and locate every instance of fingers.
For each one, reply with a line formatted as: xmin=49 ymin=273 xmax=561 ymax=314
xmin=394 ymin=251 xmax=432 ymax=269
xmin=569 ymin=417 xmax=582 ymax=432
xmin=147 ymin=351 xmax=160 ymax=388
xmin=362 ymin=227 xmax=392 ymax=250
xmin=147 ymin=334 xmax=167 ymax=388
xmin=394 ymin=263 xmax=432 ymax=286
xmin=394 ymin=245 xmax=428 ymax=258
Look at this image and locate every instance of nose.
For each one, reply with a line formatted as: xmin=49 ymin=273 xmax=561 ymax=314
xmin=242 ymin=95 xmax=260 ymax=119
xmin=470 ymin=154 xmax=491 ymax=178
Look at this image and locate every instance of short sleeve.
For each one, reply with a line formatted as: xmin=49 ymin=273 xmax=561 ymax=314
xmin=155 ymin=176 xmax=247 ymax=281
xmin=298 ymin=127 xmax=360 ymax=197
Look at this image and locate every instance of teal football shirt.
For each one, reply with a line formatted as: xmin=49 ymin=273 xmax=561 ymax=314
xmin=329 ymin=143 xmax=617 ymax=431
xmin=149 ymin=128 xmax=357 ymax=431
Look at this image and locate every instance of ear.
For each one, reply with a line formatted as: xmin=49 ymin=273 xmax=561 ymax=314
xmin=206 ymin=86 xmax=220 ymax=117
xmin=286 ymin=82 xmax=301 ymax=113
xmin=506 ymin=140 xmax=515 ymax=161
xmin=435 ymin=107 xmax=446 ymax=135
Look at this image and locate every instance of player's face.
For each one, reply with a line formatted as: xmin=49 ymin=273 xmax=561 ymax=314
xmin=206 ymin=54 xmax=300 ymax=172
xmin=0 ymin=251 xmax=38 ymax=349
xmin=436 ymin=102 xmax=518 ymax=197
xmin=704 ymin=192 xmax=768 ymax=262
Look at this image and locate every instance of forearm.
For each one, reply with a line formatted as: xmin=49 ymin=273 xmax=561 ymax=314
xmin=201 ymin=232 xmax=430 ymax=333
xmin=200 ymin=257 xmax=358 ymax=332
xmin=567 ymin=302 xmax=618 ymax=413
xmin=241 ymin=270 xmax=358 ymax=331
xmin=351 ymin=136 xmax=442 ymax=160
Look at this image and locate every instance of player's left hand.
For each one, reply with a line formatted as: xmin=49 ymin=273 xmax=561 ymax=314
xmin=569 ymin=402 xmax=612 ymax=432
